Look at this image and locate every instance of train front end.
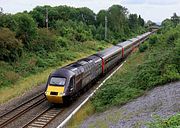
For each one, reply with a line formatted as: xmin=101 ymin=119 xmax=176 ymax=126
xmin=45 ymin=69 xmax=75 ymax=104
xmin=45 ymin=77 xmax=66 ymax=103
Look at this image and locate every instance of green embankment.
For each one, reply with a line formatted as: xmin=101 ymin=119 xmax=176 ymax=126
xmin=92 ymin=26 xmax=180 ymax=112
xmin=67 ymin=26 xmax=180 ymax=127
xmin=0 ymin=41 xmax=110 ymax=104
xmin=148 ymin=113 xmax=180 ymax=128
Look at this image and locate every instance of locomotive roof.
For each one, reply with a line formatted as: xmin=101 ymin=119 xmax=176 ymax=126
xmin=51 ymin=68 xmax=75 ymax=78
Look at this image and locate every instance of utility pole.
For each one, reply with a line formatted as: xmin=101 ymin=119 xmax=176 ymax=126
xmin=105 ymin=16 xmax=107 ymax=40
xmin=46 ymin=8 xmax=48 ymax=31
xmin=0 ymin=7 xmax=3 ymax=14
xmin=94 ymin=15 xmax=97 ymax=21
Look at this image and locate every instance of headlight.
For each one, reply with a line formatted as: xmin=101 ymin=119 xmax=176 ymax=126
xmin=59 ymin=92 xmax=65 ymax=96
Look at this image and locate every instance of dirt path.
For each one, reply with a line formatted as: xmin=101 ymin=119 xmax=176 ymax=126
xmin=80 ymin=81 xmax=180 ymax=128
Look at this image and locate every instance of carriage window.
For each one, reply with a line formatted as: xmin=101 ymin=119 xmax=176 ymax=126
xmin=49 ymin=77 xmax=66 ymax=86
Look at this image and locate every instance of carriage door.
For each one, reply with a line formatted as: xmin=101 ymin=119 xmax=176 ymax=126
xmin=69 ymin=76 xmax=75 ymax=95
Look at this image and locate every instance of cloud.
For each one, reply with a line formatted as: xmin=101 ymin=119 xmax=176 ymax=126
xmin=121 ymin=0 xmax=146 ymax=5
xmin=122 ymin=0 xmax=180 ymax=5
xmin=147 ymin=0 xmax=180 ymax=5
xmin=0 ymin=0 xmax=180 ymax=22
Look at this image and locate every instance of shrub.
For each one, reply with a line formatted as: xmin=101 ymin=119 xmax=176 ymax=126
xmin=4 ymin=71 xmax=20 ymax=84
xmin=31 ymin=28 xmax=58 ymax=52
xmin=36 ymin=57 xmax=49 ymax=67
xmin=139 ymin=42 xmax=148 ymax=52
xmin=15 ymin=13 xmax=37 ymax=47
xmin=0 ymin=28 xmax=23 ymax=62
xmin=56 ymin=36 xmax=68 ymax=48
xmin=147 ymin=114 xmax=180 ymax=128
xmin=149 ymin=35 xmax=158 ymax=45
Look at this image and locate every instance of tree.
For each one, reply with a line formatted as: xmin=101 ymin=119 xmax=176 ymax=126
xmin=107 ymin=5 xmax=129 ymax=39
xmin=171 ymin=13 xmax=180 ymax=26
xmin=31 ymin=28 xmax=57 ymax=52
xmin=0 ymin=28 xmax=23 ymax=61
xmin=128 ymin=14 xmax=138 ymax=31
xmin=0 ymin=14 xmax=16 ymax=31
xmin=138 ymin=15 xmax=145 ymax=27
xmin=30 ymin=6 xmax=46 ymax=28
xmin=96 ymin=10 xmax=107 ymax=26
xmin=146 ymin=20 xmax=156 ymax=27
xmin=77 ymin=7 xmax=96 ymax=25
xmin=162 ymin=19 xmax=174 ymax=28
xmin=15 ymin=13 xmax=37 ymax=48
xmin=0 ymin=7 xmax=3 ymax=15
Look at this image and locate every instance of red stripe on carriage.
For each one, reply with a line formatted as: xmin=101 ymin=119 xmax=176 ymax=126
xmin=102 ymin=58 xmax=105 ymax=74
xmin=122 ymin=47 xmax=124 ymax=58
xmin=132 ymin=45 xmax=135 ymax=51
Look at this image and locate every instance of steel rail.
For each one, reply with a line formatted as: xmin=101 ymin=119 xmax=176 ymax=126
xmin=0 ymin=93 xmax=46 ymax=128
xmin=22 ymin=107 xmax=63 ymax=128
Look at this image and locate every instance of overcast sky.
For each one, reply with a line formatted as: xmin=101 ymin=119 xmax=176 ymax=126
xmin=0 ymin=0 xmax=180 ymax=23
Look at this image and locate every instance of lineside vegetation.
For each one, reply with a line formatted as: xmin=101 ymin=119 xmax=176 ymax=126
xmin=0 ymin=5 xmax=147 ymax=103
xmin=91 ymin=21 xmax=180 ymax=112
xmin=67 ymin=15 xmax=180 ymax=128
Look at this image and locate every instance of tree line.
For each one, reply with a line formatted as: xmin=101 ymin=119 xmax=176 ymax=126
xmin=0 ymin=5 xmax=146 ymax=62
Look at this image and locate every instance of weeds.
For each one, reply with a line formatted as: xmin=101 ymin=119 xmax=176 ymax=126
xmin=147 ymin=113 xmax=180 ymax=128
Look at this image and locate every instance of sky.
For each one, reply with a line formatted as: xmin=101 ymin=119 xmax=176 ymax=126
xmin=0 ymin=0 xmax=180 ymax=23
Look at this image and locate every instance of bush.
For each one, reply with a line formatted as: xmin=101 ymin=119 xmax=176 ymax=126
xmin=36 ymin=57 xmax=49 ymax=67
xmin=31 ymin=28 xmax=58 ymax=52
xmin=56 ymin=36 xmax=68 ymax=48
xmin=166 ymin=32 xmax=179 ymax=44
xmin=147 ymin=114 xmax=180 ymax=128
xmin=15 ymin=13 xmax=37 ymax=47
xmin=55 ymin=20 xmax=93 ymax=42
xmin=139 ymin=42 xmax=148 ymax=52
xmin=0 ymin=28 xmax=23 ymax=62
xmin=4 ymin=71 xmax=20 ymax=84
xmin=149 ymin=35 xmax=158 ymax=45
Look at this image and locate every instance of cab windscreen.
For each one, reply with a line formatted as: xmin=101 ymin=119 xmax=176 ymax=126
xmin=49 ymin=77 xmax=66 ymax=86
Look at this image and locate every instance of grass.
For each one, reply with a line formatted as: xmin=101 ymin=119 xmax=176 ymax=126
xmin=67 ymin=101 xmax=95 ymax=128
xmin=147 ymin=113 xmax=180 ymax=128
xmin=0 ymin=40 xmax=111 ymax=104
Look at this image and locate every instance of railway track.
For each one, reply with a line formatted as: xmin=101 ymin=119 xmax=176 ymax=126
xmin=22 ymin=107 xmax=63 ymax=128
xmin=0 ymin=92 xmax=46 ymax=128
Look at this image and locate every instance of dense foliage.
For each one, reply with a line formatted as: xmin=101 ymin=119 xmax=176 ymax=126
xmin=0 ymin=5 xmax=147 ymax=88
xmin=0 ymin=28 xmax=23 ymax=61
xmin=0 ymin=5 xmax=146 ymax=62
xmin=91 ymin=17 xmax=180 ymax=111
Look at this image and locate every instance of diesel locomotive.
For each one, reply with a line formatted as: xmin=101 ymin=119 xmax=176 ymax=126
xmin=45 ymin=31 xmax=154 ymax=104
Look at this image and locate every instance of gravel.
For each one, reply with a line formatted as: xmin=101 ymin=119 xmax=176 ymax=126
xmin=0 ymin=84 xmax=45 ymax=115
xmin=0 ymin=84 xmax=50 ymax=128
xmin=80 ymin=81 xmax=180 ymax=128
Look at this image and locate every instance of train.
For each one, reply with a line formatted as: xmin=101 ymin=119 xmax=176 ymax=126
xmin=44 ymin=31 xmax=155 ymax=104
